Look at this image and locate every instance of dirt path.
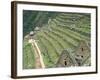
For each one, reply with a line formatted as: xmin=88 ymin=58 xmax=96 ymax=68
xmin=29 ymin=39 xmax=45 ymax=68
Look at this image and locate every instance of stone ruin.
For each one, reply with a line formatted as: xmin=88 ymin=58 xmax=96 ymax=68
xmin=56 ymin=40 xmax=90 ymax=67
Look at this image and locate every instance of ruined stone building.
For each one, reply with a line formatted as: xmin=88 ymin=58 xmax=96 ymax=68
xmin=74 ymin=40 xmax=90 ymax=66
xmin=56 ymin=40 xmax=90 ymax=67
xmin=56 ymin=50 xmax=78 ymax=67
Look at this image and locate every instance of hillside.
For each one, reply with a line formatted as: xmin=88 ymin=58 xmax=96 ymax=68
xmin=23 ymin=10 xmax=91 ymax=69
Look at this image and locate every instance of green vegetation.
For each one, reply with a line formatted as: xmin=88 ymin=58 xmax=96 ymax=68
xmin=23 ymin=11 xmax=91 ymax=69
xmin=23 ymin=42 xmax=35 ymax=69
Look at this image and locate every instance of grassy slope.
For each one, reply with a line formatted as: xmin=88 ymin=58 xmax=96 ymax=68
xmin=23 ymin=12 xmax=90 ymax=68
xmin=23 ymin=41 xmax=35 ymax=69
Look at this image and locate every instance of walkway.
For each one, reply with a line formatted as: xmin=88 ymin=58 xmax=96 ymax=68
xmin=29 ymin=39 xmax=45 ymax=68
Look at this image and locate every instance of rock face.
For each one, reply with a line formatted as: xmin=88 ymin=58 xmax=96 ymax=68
xmin=56 ymin=40 xmax=90 ymax=67
xmin=56 ymin=50 xmax=78 ymax=67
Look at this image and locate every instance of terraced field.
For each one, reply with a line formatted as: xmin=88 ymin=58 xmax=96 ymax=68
xmin=23 ymin=11 xmax=91 ymax=69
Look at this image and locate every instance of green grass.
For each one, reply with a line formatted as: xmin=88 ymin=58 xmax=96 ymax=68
xmin=50 ymin=26 xmax=79 ymax=46
xmin=23 ymin=42 xmax=35 ymax=69
xmin=37 ymin=38 xmax=55 ymax=67
xmin=23 ymin=12 xmax=91 ymax=68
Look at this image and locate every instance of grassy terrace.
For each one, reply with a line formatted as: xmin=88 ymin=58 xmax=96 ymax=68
xmin=53 ymin=19 xmax=90 ymax=41
xmin=53 ymin=18 xmax=90 ymax=37
xmin=23 ymin=12 xmax=91 ymax=68
xmin=37 ymin=37 xmax=55 ymax=67
xmin=37 ymin=35 xmax=59 ymax=67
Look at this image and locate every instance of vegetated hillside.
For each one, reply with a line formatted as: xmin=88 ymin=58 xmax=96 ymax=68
xmin=23 ymin=10 xmax=91 ymax=69
xmin=23 ymin=10 xmax=58 ymax=37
